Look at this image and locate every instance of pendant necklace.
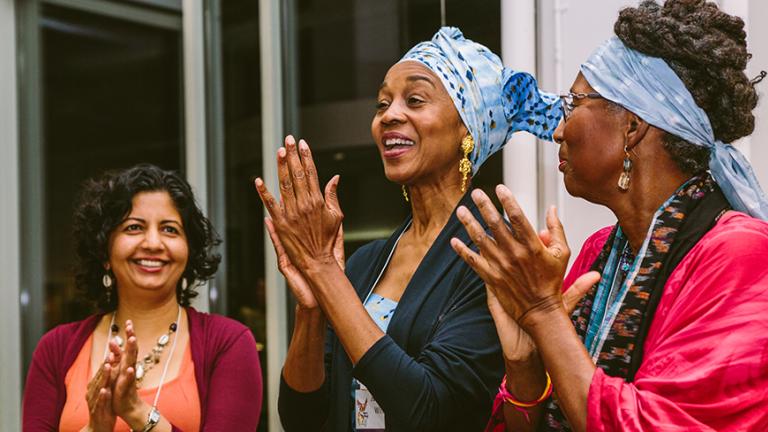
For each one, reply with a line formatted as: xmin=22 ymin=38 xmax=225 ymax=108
xmin=103 ymin=305 xmax=182 ymax=390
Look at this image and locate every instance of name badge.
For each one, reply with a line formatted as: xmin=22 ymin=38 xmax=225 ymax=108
xmin=355 ymin=383 xmax=385 ymax=431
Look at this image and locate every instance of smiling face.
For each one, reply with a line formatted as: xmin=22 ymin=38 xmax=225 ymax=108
xmin=553 ymin=73 xmax=628 ymax=203
xmin=107 ymin=191 xmax=189 ymax=301
xmin=371 ymin=61 xmax=468 ymax=187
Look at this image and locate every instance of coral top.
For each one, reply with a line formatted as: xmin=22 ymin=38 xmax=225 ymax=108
xmin=58 ymin=334 xmax=200 ymax=432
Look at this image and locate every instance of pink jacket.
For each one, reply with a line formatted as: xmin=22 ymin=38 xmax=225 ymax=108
xmin=488 ymin=211 xmax=768 ymax=431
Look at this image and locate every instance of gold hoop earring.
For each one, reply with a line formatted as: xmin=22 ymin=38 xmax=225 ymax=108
xmin=459 ymin=134 xmax=474 ymax=193
xmin=618 ymin=145 xmax=632 ymax=191
xmin=402 ymin=185 xmax=409 ymax=202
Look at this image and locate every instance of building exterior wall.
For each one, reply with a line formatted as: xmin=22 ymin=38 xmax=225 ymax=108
xmin=0 ymin=1 xmax=21 ymax=429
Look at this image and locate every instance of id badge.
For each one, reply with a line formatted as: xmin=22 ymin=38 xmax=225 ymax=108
xmin=355 ymin=382 xmax=385 ymax=431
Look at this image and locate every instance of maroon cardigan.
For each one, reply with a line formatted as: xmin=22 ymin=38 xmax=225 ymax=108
xmin=22 ymin=307 xmax=262 ymax=431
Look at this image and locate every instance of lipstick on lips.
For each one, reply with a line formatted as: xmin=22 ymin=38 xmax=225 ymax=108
xmin=381 ymin=132 xmax=415 ymax=159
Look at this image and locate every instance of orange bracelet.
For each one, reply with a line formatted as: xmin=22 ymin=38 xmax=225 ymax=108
xmin=499 ymin=372 xmax=553 ymax=407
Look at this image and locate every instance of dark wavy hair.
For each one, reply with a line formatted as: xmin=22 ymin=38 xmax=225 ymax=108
xmin=73 ymin=164 xmax=221 ymax=311
xmin=614 ymin=0 xmax=759 ymax=174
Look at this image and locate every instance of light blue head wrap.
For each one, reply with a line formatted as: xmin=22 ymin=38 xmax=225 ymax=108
xmin=400 ymin=27 xmax=562 ymax=173
xmin=582 ymin=36 xmax=768 ymax=220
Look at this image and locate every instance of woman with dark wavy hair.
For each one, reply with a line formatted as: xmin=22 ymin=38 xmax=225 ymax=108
xmin=23 ymin=164 xmax=262 ymax=432
xmin=450 ymin=1 xmax=768 ymax=431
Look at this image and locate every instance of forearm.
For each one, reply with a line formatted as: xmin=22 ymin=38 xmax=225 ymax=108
xmin=502 ymin=356 xmax=548 ymax=432
xmin=283 ymin=306 xmax=327 ymax=392
xmin=527 ymin=308 xmax=595 ymax=432
xmin=305 ymin=262 xmax=384 ymax=365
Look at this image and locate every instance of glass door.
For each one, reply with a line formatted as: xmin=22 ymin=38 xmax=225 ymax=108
xmin=18 ymin=0 xmax=184 ymax=374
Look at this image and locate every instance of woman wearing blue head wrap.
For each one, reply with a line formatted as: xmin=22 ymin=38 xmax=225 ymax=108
xmin=255 ymin=27 xmax=561 ymax=431
xmin=452 ymin=1 xmax=768 ymax=432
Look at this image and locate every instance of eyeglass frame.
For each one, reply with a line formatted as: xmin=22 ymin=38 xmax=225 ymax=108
xmin=559 ymin=92 xmax=604 ymax=122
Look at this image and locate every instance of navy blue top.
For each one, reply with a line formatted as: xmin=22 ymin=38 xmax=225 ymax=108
xmin=278 ymin=192 xmax=504 ymax=431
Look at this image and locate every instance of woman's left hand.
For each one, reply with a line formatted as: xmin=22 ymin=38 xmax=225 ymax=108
xmin=450 ymin=185 xmax=572 ymax=331
xmin=255 ymin=135 xmax=343 ymax=272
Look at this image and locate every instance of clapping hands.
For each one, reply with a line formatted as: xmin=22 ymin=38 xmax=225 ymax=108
xmin=83 ymin=320 xmax=153 ymax=432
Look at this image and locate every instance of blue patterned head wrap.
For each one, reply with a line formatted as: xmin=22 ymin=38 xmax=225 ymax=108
xmin=399 ymin=27 xmax=562 ymax=173
xmin=581 ymin=36 xmax=768 ymax=220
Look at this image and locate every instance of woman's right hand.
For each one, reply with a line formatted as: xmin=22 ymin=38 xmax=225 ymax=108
xmin=83 ymin=358 xmax=117 ymax=432
xmin=489 ymin=271 xmax=600 ymax=365
xmin=264 ymin=217 xmax=345 ymax=310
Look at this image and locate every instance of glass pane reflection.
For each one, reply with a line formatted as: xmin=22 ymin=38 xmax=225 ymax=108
xmin=41 ymin=4 xmax=182 ymax=329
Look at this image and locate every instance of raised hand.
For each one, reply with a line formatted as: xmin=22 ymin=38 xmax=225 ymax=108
xmin=264 ymin=217 xmax=345 ymax=310
xmin=255 ymin=135 xmax=344 ymax=273
xmin=111 ymin=321 xmax=152 ymax=430
xmin=83 ymin=359 xmax=117 ymax=432
xmin=450 ymin=185 xmax=592 ymax=331
xmin=486 ymin=272 xmax=600 ymax=363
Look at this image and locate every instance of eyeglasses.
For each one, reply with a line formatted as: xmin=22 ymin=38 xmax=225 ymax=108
xmin=559 ymin=92 xmax=603 ymax=122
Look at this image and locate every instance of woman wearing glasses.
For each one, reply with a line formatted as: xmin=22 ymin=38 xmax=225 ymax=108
xmin=452 ymin=1 xmax=768 ymax=431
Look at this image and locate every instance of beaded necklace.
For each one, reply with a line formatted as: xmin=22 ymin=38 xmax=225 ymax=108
xmin=102 ymin=305 xmax=182 ymax=411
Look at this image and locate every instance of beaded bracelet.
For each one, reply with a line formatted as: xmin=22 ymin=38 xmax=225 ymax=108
xmin=498 ymin=372 xmax=553 ymax=423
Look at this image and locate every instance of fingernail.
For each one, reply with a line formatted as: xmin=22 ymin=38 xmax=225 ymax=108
xmin=286 ymin=135 xmax=295 ymax=145
xmin=255 ymin=177 xmax=263 ymax=187
xmin=299 ymin=139 xmax=308 ymax=151
xmin=471 ymin=189 xmax=483 ymax=200
xmin=278 ymin=147 xmax=286 ymax=157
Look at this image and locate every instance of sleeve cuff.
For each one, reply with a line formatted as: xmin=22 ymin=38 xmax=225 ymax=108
xmin=351 ymin=334 xmax=396 ymax=380
xmin=279 ymin=371 xmax=329 ymax=406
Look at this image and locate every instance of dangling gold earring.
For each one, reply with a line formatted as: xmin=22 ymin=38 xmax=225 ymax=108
xmin=618 ymin=145 xmax=632 ymax=191
xmin=459 ymin=134 xmax=474 ymax=193
xmin=402 ymin=185 xmax=409 ymax=202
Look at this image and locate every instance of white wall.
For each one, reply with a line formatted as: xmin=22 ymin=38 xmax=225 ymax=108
xmin=0 ymin=0 xmax=22 ymax=429
xmin=531 ymin=0 xmax=767 ymax=264
xmin=745 ymin=0 xmax=768 ymax=191
xmin=536 ymin=0 xmax=634 ymax=262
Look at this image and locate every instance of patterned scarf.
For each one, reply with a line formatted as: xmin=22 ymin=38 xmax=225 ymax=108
xmin=541 ymin=173 xmax=730 ymax=431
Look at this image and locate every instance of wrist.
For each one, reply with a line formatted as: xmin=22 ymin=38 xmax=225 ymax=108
xmin=302 ymin=258 xmax=341 ymax=276
xmin=294 ymin=304 xmax=326 ymax=326
xmin=518 ymin=296 xmax=565 ymax=333
xmin=295 ymin=302 xmax=323 ymax=315
xmin=504 ymin=354 xmax=547 ymax=401
xmin=301 ymin=261 xmax=344 ymax=293
xmin=123 ymin=402 xmax=151 ymax=431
